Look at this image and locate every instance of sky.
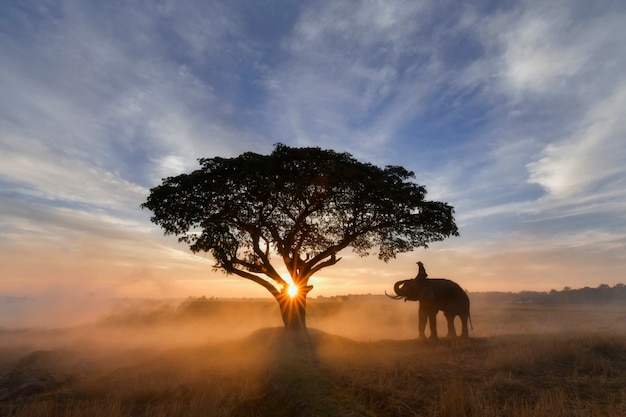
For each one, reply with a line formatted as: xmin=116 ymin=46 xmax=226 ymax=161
xmin=1 ymin=0 xmax=625 ymax=302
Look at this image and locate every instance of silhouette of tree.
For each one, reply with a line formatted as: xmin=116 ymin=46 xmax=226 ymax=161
xmin=142 ymin=144 xmax=458 ymax=334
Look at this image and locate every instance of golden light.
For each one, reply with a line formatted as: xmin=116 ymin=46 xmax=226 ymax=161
xmin=288 ymin=284 xmax=299 ymax=298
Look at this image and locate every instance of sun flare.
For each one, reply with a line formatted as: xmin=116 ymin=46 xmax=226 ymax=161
xmin=288 ymin=284 xmax=299 ymax=298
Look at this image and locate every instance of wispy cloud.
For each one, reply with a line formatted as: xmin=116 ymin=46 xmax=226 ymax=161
xmin=527 ymin=86 xmax=626 ymax=201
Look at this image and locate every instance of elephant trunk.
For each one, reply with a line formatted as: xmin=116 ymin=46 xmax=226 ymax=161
xmin=386 ymin=280 xmax=410 ymax=300
xmin=394 ymin=280 xmax=407 ymax=296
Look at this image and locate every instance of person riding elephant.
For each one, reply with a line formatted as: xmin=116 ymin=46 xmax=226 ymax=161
xmin=415 ymin=261 xmax=428 ymax=280
xmin=414 ymin=261 xmax=435 ymax=301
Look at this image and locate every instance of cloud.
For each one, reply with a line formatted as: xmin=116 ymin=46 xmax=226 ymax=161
xmin=0 ymin=1 xmax=261 ymax=188
xmin=432 ymin=0 xmax=626 ymax=213
xmin=500 ymin=15 xmax=584 ymax=94
xmin=527 ymin=85 xmax=626 ymax=201
xmin=264 ymin=1 xmax=441 ymax=154
xmin=0 ymin=136 xmax=146 ymax=212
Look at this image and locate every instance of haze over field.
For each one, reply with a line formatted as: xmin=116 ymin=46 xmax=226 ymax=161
xmin=2 ymin=296 xmax=626 ymax=343
xmin=2 ymin=305 xmax=625 ymax=417
xmin=1 ymin=1 xmax=625 ymax=304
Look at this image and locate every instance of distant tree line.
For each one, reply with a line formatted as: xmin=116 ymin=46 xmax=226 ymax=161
xmin=470 ymin=283 xmax=626 ymax=305
xmin=314 ymin=284 xmax=626 ymax=305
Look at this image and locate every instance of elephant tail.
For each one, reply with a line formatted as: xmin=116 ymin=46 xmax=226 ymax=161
xmin=469 ymin=313 xmax=474 ymax=330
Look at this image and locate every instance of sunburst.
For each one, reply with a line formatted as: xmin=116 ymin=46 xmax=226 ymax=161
xmin=287 ymin=283 xmax=299 ymax=298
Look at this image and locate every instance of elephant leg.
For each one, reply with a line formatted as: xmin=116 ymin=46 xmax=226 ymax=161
xmin=460 ymin=314 xmax=469 ymax=338
xmin=418 ymin=305 xmax=428 ymax=339
xmin=444 ymin=312 xmax=457 ymax=337
xmin=428 ymin=310 xmax=438 ymax=340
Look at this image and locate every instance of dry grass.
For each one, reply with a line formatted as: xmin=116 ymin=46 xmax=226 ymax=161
xmin=0 ymin=301 xmax=625 ymax=416
xmin=318 ymin=333 xmax=626 ymax=416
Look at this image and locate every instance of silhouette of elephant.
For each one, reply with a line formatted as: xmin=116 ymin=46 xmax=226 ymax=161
xmin=386 ymin=276 xmax=472 ymax=339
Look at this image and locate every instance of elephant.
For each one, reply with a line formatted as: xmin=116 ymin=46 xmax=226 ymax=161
xmin=386 ymin=277 xmax=472 ymax=339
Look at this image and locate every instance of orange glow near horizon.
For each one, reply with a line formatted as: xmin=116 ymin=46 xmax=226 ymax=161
xmin=2 ymin=240 xmax=625 ymax=301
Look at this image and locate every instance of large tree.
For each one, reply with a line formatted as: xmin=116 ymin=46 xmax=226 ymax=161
xmin=142 ymin=144 xmax=458 ymax=333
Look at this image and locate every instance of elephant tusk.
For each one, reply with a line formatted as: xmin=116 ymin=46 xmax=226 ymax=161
xmin=385 ymin=291 xmax=404 ymax=300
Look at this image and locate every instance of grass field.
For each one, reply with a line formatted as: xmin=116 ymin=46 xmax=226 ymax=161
xmin=0 ymin=299 xmax=625 ymax=416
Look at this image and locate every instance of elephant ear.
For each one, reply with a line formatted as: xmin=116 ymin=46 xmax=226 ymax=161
xmin=404 ymin=279 xmax=422 ymax=301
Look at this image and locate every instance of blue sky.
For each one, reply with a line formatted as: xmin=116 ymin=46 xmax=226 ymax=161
xmin=1 ymin=0 xmax=625 ymax=301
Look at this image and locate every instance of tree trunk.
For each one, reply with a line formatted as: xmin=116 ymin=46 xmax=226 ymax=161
xmin=276 ymin=286 xmax=313 ymax=335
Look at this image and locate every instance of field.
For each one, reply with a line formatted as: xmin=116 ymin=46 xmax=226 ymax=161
xmin=0 ymin=298 xmax=625 ymax=416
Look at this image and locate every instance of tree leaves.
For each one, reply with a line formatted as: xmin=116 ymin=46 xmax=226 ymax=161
xmin=142 ymin=143 xmax=459 ymax=294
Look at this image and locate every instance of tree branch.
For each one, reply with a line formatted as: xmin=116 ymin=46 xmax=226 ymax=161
xmin=301 ymin=232 xmax=359 ymax=277
xmin=249 ymin=228 xmax=283 ymax=283
xmin=303 ymin=253 xmax=342 ymax=282
xmin=225 ymin=265 xmax=281 ymax=297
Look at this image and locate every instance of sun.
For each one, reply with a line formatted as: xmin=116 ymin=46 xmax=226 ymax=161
xmin=288 ymin=284 xmax=299 ymax=298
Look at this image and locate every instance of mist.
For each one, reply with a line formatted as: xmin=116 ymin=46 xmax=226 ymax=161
xmin=2 ymin=293 xmax=626 ymax=354
xmin=2 ymin=292 xmax=625 ymax=413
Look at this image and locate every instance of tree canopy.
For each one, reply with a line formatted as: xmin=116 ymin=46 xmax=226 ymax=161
xmin=142 ymin=143 xmax=459 ymax=332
